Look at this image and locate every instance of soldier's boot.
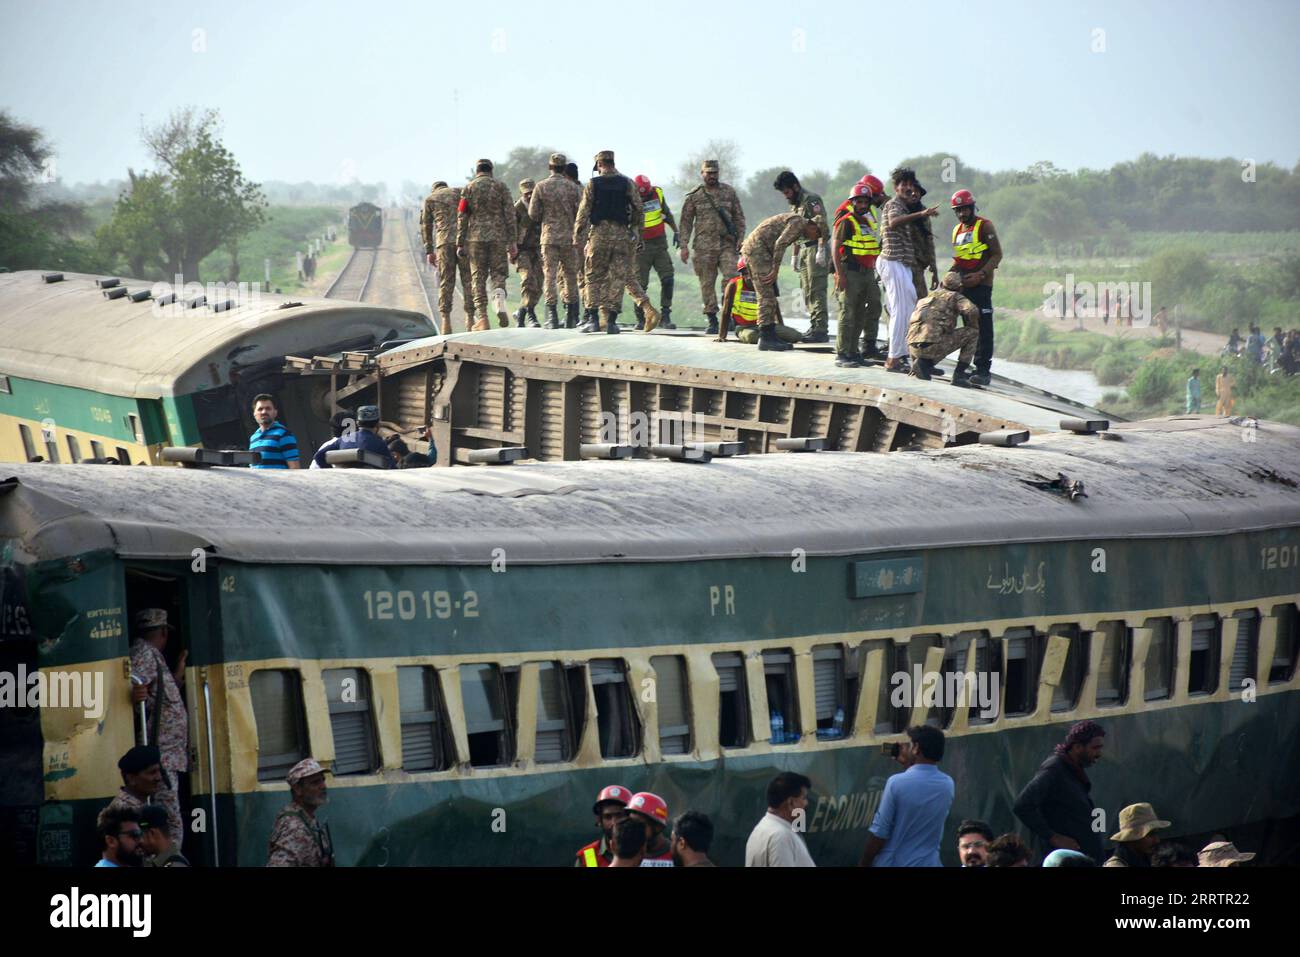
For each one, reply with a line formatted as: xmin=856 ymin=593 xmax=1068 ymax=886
xmin=526 ymin=306 xmax=541 ymax=328
xmin=565 ymin=301 xmax=579 ymax=328
xmin=641 ymin=301 xmax=660 ymax=333
xmin=634 ymin=305 xmax=645 ymax=330
xmin=969 ymin=371 xmax=991 ymax=386
xmin=950 ymin=362 xmax=976 ymax=388
xmin=660 ymin=305 xmax=675 ymax=329
xmin=512 ymin=307 xmax=527 ymax=328
xmin=910 ymin=357 xmax=935 ymax=381
xmin=439 ymin=316 xmax=453 ymax=336
xmin=578 ymin=308 xmax=600 ymax=333
xmin=471 ymin=315 xmax=491 ymax=332
xmin=544 ymin=304 xmax=560 ymax=330
xmin=493 ymin=288 xmax=510 ymax=327
xmin=757 ymin=324 xmax=792 ymax=352
xmin=604 ymin=310 xmax=621 ymax=334
xmin=660 ymin=276 xmax=675 ymax=327
xmin=705 ymin=311 xmax=719 ymax=335
xmin=801 ymin=327 xmax=830 ymax=344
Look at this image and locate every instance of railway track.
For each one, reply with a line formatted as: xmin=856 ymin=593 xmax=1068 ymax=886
xmin=324 ymin=245 xmax=377 ymax=301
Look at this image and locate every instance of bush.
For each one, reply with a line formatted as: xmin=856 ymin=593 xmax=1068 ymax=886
xmin=1128 ymin=358 xmax=1179 ymax=405
xmin=1095 ymin=352 xmax=1140 ymax=385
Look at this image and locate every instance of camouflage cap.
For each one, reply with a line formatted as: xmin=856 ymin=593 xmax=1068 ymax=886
xmin=133 ymin=608 xmax=174 ymax=633
xmin=548 ymin=152 xmax=567 ymax=167
xmin=286 ymin=757 xmax=326 ymax=786
xmin=594 ymin=149 xmax=615 ymax=165
xmin=701 ymin=159 xmax=720 ymax=172
xmin=1198 ymin=841 xmax=1255 ymax=867
xmin=519 ymin=178 xmax=536 ymax=192
xmin=941 ymin=271 xmax=965 ymax=292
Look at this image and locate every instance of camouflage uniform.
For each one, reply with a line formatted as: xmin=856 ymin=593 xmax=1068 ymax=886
xmin=129 ymin=638 xmax=186 ymax=847
xmin=637 ymin=186 xmax=677 ymax=316
xmin=423 ymin=182 xmax=473 ymax=330
xmin=679 ymin=162 xmax=746 ymax=316
xmin=907 ymin=276 xmax=980 ymax=366
xmin=909 ymin=194 xmax=940 ymax=299
xmin=740 ymin=213 xmax=811 ymax=328
xmin=266 ymin=801 xmax=335 ymax=867
xmin=574 ymin=152 xmax=643 ymax=326
xmin=528 ymin=155 xmax=584 ymax=316
xmin=789 ymin=186 xmax=830 ymax=335
xmin=455 ymin=162 xmax=517 ymax=329
xmin=514 ymin=184 xmax=542 ymax=312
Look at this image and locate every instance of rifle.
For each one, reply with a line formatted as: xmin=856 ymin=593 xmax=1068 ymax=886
xmin=696 ymin=186 xmax=739 ymax=243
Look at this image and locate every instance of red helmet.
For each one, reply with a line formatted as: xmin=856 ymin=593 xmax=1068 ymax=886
xmin=860 ymin=174 xmax=885 ymax=196
xmin=592 ymin=784 xmax=632 ymax=815
xmin=850 ymin=183 xmax=874 ymax=200
xmin=951 ymin=189 xmax=976 ymax=209
xmin=736 ymin=256 xmax=747 ymax=271
xmin=634 ymin=174 xmax=652 ymax=195
xmin=626 ymin=791 xmax=669 ymax=825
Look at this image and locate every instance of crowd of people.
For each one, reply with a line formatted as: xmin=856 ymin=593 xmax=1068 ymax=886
xmin=420 ymin=154 xmax=1001 ymax=387
xmin=1224 ymin=325 xmax=1300 ymax=375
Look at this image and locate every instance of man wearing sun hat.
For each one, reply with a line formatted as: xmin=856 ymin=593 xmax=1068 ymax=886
xmin=1198 ymin=841 xmax=1255 ymax=867
xmin=267 ymin=758 xmax=334 ymax=867
xmin=1103 ymin=802 xmax=1171 ymax=867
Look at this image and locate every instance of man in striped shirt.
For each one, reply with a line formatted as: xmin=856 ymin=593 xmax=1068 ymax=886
xmin=248 ymin=394 xmax=300 ymax=469
xmin=878 ymin=168 xmax=940 ymax=372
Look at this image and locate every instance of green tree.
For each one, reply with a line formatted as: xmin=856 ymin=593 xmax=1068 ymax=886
xmin=493 ymin=146 xmax=563 ymax=199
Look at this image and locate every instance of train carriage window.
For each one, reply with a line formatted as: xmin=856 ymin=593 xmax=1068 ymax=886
xmin=322 ymin=668 xmax=379 ymax=775
xmin=1004 ymin=628 xmax=1044 ymax=716
xmin=116 ymin=447 xmax=131 ymax=465
xmin=564 ymin=665 xmax=588 ymax=745
xmin=126 ymin=413 xmax=145 ymax=445
xmin=812 ymin=645 xmax=847 ymax=738
xmin=250 ymin=669 xmax=309 ymax=782
xmin=763 ymin=649 xmax=800 ymax=744
xmin=1229 ymin=610 xmax=1259 ymax=693
xmin=1144 ymin=618 xmax=1175 ymax=700
xmin=930 ymin=634 xmax=971 ymax=729
xmin=535 ymin=662 xmax=575 ymax=764
xmin=1094 ymin=622 xmax=1131 ymax=707
xmin=968 ymin=632 xmax=1002 ymax=725
xmin=42 ymin=429 xmax=60 ymax=463
xmin=867 ymin=640 xmax=908 ymax=734
xmin=1188 ymin=615 xmax=1221 ymax=696
xmin=1049 ymin=624 xmax=1087 ymax=713
xmin=590 ymin=658 xmax=639 ymax=758
xmin=650 ymin=655 xmax=691 ymax=756
xmin=397 ymin=666 xmax=451 ymax=772
xmin=18 ymin=425 xmax=39 ymax=462
xmin=1270 ymin=605 xmax=1298 ymax=684
xmin=90 ymin=440 xmax=104 ymax=459
xmin=460 ymin=663 xmax=514 ymax=767
xmin=711 ymin=652 xmax=750 ymax=749
xmin=66 ymin=435 xmax=83 ymax=463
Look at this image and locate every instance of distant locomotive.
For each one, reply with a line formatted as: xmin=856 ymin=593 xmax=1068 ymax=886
xmin=348 ymin=202 xmax=383 ymax=248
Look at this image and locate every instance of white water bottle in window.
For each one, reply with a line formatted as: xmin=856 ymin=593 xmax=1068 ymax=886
xmin=770 ymin=710 xmax=784 ymax=744
xmin=832 ymin=706 xmax=845 ymax=738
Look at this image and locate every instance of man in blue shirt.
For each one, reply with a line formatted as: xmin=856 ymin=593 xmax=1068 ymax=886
xmin=94 ymin=805 xmax=145 ymax=867
xmin=859 ymin=725 xmax=955 ymax=867
xmin=336 ymin=405 xmax=396 ymax=468
xmin=248 ymin=394 xmax=301 ymax=469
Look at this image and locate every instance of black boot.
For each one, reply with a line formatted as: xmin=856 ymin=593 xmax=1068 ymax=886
xmin=706 ymin=312 xmax=719 ymax=335
xmin=758 ymin=324 xmax=792 ymax=352
xmin=512 ymin=307 xmax=527 ymax=328
xmin=526 ymin=306 xmax=540 ymax=328
xmin=950 ymin=363 xmax=976 ymax=388
xmin=801 ymin=327 xmax=830 ymax=344
xmin=605 ymin=311 xmax=621 ymax=334
xmin=634 ymin=305 xmax=645 ymax=331
xmin=910 ymin=357 xmax=934 ymax=380
xmin=578 ymin=308 xmax=600 ymax=333
xmin=564 ymin=301 xmax=579 ymax=328
xmin=661 ymin=305 xmax=675 ymax=329
xmin=544 ymin=304 xmax=560 ymax=329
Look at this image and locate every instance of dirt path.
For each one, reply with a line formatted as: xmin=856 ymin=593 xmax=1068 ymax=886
xmin=1003 ymin=306 xmax=1230 ymax=358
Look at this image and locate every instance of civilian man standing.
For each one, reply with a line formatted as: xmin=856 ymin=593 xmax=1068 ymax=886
xmin=745 ymin=772 xmax=816 ymax=866
xmin=878 ymin=170 xmax=939 ymax=372
xmin=1013 ymin=720 xmax=1106 ymax=863
xmin=248 ymin=394 xmax=300 ymax=469
xmin=859 ymin=725 xmax=954 ymax=866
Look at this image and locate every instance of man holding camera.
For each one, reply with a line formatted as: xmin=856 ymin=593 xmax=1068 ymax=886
xmin=859 ymin=726 xmax=954 ymax=867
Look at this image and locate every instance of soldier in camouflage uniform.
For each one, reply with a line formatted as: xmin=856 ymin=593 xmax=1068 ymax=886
xmin=422 ymin=180 xmax=473 ymax=334
xmin=565 ymin=162 xmax=595 ymax=326
xmin=908 ymin=177 xmax=941 ymax=299
xmin=739 ymin=212 xmax=818 ymax=351
xmin=574 ymin=150 xmax=642 ymax=335
xmin=267 ymin=758 xmax=335 ymax=867
xmin=107 ymin=744 xmax=166 ymax=840
xmin=128 ymin=608 xmax=186 ymax=847
xmin=455 ymin=158 xmax=517 ymax=331
xmin=511 ymin=179 xmax=542 ymax=327
xmin=679 ymin=159 xmax=746 ymax=334
xmin=908 ymin=271 xmax=979 ymax=386
xmin=774 ymin=171 xmax=831 ymax=343
xmin=529 ymin=153 xmax=583 ymax=329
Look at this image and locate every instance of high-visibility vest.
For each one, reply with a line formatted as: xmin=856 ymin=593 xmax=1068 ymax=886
xmin=576 ymin=840 xmax=608 ymax=867
xmin=837 ymin=209 xmax=880 ymax=268
xmin=730 ymin=276 xmax=758 ymax=326
xmin=642 ymin=187 xmax=667 ymax=240
xmin=952 ymin=217 xmax=990 ymax=270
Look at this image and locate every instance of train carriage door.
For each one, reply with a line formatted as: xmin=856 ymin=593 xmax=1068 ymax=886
xmin=0 ymin=561 xmax=40 ymax=865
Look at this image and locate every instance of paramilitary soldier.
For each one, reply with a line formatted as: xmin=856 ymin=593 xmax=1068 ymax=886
xmin=949 ymin=188 xmax=1003 ymax=386
xmin=679 ymin=159 xmax=746 ymax=334
xmin=739 ymin=212 xmax=818 ymax=351
xmin=564 ymin=162 xmax=596 ymax=327
xmin=267 ymin=757 xmax=335 ymax=867
xmin=633 ymin=174 xmax=679 ymax=330
xmin=573 ymin=150 xmax=642 ymax=335
xmin=528 ymin=152 xmax=584 ymax=328
xmin=774 ymin=170 xmax=831 ymax=344
xmin=455 ymin=158 xmax=517 ymax=331
xmin=128 ymin=607 xmax=187 ymax=847
xmin=907 ymin=271 xmax=980 ymax=387
xmin=511 ymin=178 xmax=542 ymax=327
xmin=422 ymin=180 xmax=473 ymax=335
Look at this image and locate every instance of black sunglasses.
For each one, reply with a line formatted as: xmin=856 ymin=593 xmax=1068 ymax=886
xmin=118 ymin=828 xmax=143 ymax=839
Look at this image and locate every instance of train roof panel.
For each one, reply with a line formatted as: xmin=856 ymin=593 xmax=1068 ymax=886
xmin=3 ymin=417 xmax=1297 ymax=567
xmin=0 ymin=270 xmax=433 ymax=399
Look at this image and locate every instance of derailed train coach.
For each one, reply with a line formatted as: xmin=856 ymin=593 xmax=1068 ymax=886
xmin=0 ymin=271 xmax=434 ymax=466
xmin=1 ymin=416 xmax=1298 ymax=866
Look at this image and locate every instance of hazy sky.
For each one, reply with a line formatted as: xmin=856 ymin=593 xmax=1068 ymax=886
xmin=3 ymin=0 xmax=1298 ymax=192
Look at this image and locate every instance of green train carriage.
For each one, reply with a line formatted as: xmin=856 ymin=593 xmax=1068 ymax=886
xmin=1 ymin=416 xmax=1298 ymax=866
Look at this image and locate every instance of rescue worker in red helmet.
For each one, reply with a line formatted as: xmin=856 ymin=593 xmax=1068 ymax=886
xmin=626 ymin=791 xmax=674 ymax=866
xmin=718 ymin=257 xmax=801 ymax=345
xmin=833 ymin=174 xmax=885 ymax=221
xmin=949 ymin=189 xmax=1002 ymax=385
xmin=574 ymin=784 xmax=631 ymax=867
xmin=830 ymin=183 xmax=885 ymax=367
xmin=632 ymin=174 xmax=679 ymax=330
